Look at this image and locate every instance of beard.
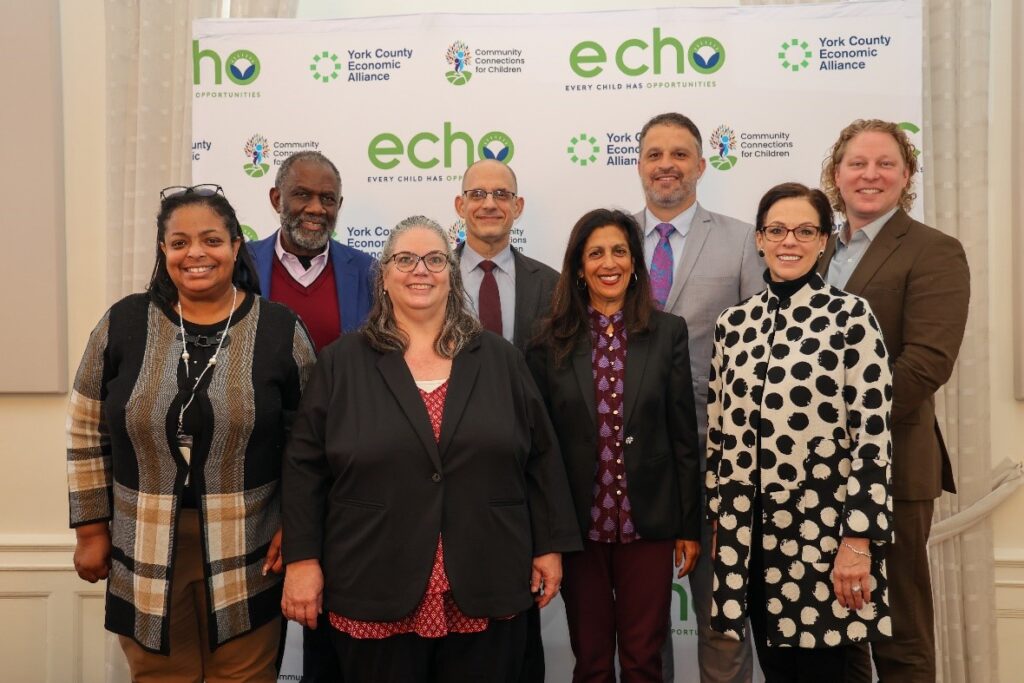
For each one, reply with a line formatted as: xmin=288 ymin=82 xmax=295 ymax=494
xmin=281 ymin=209 xmax=333 ymax=252
xmin=641 ymin=175 xmax=697 ymax=210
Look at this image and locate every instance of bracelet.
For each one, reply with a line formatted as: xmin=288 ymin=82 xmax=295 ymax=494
xmin=842 ymin=542 xmax=871 ymax=558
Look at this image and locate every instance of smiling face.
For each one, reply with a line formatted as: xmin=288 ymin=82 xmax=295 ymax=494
xmin=833 ymin=130 xmax=910 ymax=232
xmin=638 ymin=123 xmax=706 ymax=218
xmin=579 ymin=225 xmax=634 ymax=313
xmin=160 ymin=203 xmax=241 ymax=302
xmin=455 ymin=160 xmax=523 ymax=256
xmin=756 ymin=197 xmax=828 ymax=283
xmin=271 ymin=160 xmax=342 ymax=256
xmin=384 ymin=227 xmax=452 ymax=323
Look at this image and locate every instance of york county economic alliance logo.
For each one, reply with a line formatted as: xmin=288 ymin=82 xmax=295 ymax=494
xmin=567 ymin=133 xmax=600 ymax=166
xmin=310 ymin=51 xmax=342 ymax=84
xmin=243 ymin=134 xmax=271 ymax=178
xmin=445 ymin=41 xmax=473 ymax=86
xmin=778 ymin=38 xmax=813 ymax=71
xmin=709 ymin=125 xmax=738 ymax=171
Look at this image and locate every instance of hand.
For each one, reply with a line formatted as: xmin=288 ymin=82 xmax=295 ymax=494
xmin=282 ymin=559 xmax=324 ymax=629
xmin=832 ymin=537 xmax=872 ymax=611
xmin=531 ymin=552 xmax=562 ymax=608
xmin=262 ymin=528 xmax=284 ymax=576
xmin=73 ymin=522 xmax=111 ymax=583
xmin=674 ymin=539 xmax=700 ymax=578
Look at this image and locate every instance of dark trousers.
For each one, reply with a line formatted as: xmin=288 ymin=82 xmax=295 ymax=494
xmin=747 ymin=507 xmax=867 ymax=683
xmin=330 ymin=615 xmax=527 ymax=683
xmin=303 ymin=613 xmax=342 ymax=682
xmin=520 ymin=603 xmax=546 ymax=682
xmin=562 ymin=539 xmax=674 ymax=683
xmin=870 ymin=499 xmax=936 ymax=682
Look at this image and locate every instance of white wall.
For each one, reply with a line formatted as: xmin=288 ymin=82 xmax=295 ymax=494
xmin=988 ymin=0 xmax=1024 ymax=676
xmin=1 ymin=0 xmax=1021 ymax=680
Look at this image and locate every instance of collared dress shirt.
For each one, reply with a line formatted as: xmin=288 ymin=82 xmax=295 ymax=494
xmin=587 ymin=306 xmax=637 ymax=544
xmin=642 ymin=202 xmax=697 ymax=272
xmin=460 ymin=242 xmax=516 ymax=343
xmin=826 ymin=207 xmax=898 ymax=289
xmin=274 ymin=229 xmax=330 ymax=287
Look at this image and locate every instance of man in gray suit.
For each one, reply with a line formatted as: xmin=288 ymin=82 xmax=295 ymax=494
xmin=634 ymin=113 xmax=763 ymax=683
xmin=454 ymin=158 xmax=559 ymax=683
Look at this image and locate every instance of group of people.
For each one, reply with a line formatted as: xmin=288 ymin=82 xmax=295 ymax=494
xmin=67 ymin=112 xmax=970 ymax=683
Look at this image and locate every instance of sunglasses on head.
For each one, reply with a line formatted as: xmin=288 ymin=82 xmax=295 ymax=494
xmin=159 ymin=184 xmax=225 ymax=201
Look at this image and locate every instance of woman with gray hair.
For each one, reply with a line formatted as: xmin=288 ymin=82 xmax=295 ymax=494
xmin=280 ymin=216 xmax=581 ymax=682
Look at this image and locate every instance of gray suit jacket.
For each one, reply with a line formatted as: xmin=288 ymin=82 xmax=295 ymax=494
xmin=634 ymin=204 xmax=763 ymax=452
xmin=455 ymin=243 xmax=559 ymax=353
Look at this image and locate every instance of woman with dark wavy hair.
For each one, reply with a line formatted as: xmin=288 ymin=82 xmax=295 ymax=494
xmin=527 ymin=208 xmax=700 ymax=682
xmin=281 ymin=216 xmax=580 ymax=682
xmin=67 ymin=185 xmax=316 ymax=681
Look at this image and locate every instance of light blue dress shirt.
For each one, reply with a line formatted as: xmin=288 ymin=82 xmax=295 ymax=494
xmin=827 ymin=207 xmax=897 ymax=289
xmin=460 ymin=242 xmax=516 ymax=343
xmin=643 ymin=203 xmax=697 ymax=271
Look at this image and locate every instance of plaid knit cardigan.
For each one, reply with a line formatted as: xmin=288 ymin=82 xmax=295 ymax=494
xmin=67 ymin=293 xmax=315 ymax=654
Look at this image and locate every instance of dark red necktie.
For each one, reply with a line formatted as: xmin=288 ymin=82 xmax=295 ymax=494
xmin=478 ymin=260 xmax=502 ymax=335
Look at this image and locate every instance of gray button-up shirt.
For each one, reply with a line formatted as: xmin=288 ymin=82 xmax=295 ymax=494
xmin=827 ymin=207 xmax=897 ymax=289
xmin=460 ymin=242 xmax=516 ymax=343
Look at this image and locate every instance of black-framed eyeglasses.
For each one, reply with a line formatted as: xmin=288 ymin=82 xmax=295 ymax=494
xmin=461 ymin=188 xmax=517 ymax=203
xmin=759 ymin=224 xmax=822 ymax=242
xmin=386 ymin=251 xmax=450 ymax=273
xmin=160 ymin=184 xmax=225 ymax=201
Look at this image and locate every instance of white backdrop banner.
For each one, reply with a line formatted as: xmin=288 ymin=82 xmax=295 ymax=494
xmin=193 ymin=2 xmax=921 ymax=680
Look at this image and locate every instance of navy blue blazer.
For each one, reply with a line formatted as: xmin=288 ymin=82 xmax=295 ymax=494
xmin=247 ymin=231 xmax=376 ymax=334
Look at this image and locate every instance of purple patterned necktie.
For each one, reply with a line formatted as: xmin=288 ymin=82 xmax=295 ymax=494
xmin=650 ymin=222 xmax=675 ymax=310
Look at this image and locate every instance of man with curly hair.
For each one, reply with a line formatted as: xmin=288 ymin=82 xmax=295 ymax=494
xmin=819 ymin=119 xmax=971 ymax=682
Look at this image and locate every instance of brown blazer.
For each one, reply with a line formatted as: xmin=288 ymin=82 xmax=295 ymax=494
xmin=819 ymin=208 xmax=970 ymax=500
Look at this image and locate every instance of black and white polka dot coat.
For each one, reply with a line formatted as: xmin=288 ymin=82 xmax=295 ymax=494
xmin=705 ymin=274 xmax=893 ymax=648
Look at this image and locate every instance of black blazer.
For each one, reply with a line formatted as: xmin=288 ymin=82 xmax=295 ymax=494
xmin=282 ymin=331 xmax=581 ymax=621
xmin=526 ymin=311 xmax=700 ymax=542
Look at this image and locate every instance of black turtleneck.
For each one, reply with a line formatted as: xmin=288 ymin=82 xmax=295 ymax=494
xmin=763 ymin=266 xmax=818 ymax=302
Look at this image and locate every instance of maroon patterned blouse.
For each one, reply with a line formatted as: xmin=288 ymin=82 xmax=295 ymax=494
xmin=587 ymin=307 xmax=638 ymax=544
xmin=329 ymin=380 xmax=490 ymax=638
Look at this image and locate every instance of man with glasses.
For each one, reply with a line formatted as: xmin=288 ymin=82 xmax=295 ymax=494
xmin=247 ymin=151 xmax=375 ymax=682
xmin=453 ymin=158 xmax=559 ymax=682
xmin=454 ymin=159 xmax=558 ymax=352
xmin=632 ymin=112 xmax=762 ymax=683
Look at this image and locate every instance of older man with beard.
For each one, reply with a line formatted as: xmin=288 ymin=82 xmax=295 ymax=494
xmin=248 ymin=151 xmax=375 ymax=354
xmin=248 ymin=151 xmax=375 ymax=681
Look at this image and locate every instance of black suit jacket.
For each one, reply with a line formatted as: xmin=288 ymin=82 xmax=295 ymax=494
xmin=526 ymin=311 xmax=701 ymax=541
xmin=456 ymin=243 xmax=559 ymax=352
xmin=282 ymin=331 xmax=581 ymax=621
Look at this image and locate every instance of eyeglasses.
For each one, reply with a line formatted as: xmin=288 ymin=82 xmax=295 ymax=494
xmin=461 ymin=188 xmax=517 ymax=203
xmin=160 ymin=184 xmax=224 ymax=201
xmin=760 ymin=224 xmax=822 ymax=242
xmin=386 ymin=251 xmax=450 ymax=273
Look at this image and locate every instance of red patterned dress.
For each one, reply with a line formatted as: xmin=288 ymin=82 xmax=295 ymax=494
xmin=329 ymin=380 xmax=490 ymax=639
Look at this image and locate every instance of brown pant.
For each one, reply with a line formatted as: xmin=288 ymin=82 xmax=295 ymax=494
xmin=868 ymin=499 xmax=937 ymax=683
xmin=119 ymin=509 xmax=280 ymax=682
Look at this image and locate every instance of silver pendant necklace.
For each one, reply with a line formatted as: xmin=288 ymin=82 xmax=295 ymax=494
xmin=175 ymin=286 xmax=237 ymax=483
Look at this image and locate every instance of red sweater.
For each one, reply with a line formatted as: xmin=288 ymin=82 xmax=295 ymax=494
xmin=270 ymin=257 xmax=341 ymax=353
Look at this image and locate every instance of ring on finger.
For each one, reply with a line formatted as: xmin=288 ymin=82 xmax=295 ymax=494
xmin=851 ymin=584 xmax=862 ymax=593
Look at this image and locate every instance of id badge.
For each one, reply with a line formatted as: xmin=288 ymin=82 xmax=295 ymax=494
xmin=176 ymin=431 xmax=193 ymax=485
